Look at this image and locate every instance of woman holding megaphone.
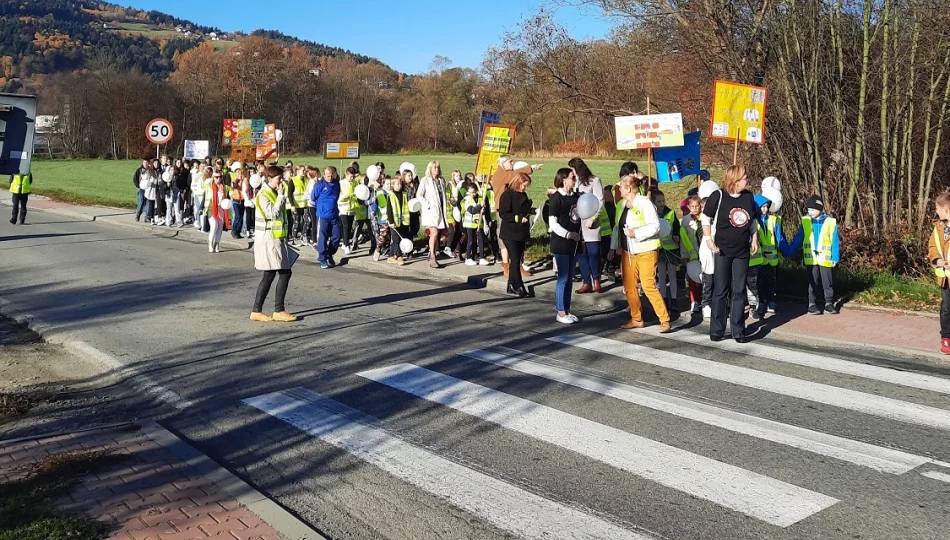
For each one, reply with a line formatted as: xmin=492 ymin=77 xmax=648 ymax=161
xmin=607 ymin=174 xmax=671 ymax=333
xmin=250 ymin=166 xmax=297 ymax=323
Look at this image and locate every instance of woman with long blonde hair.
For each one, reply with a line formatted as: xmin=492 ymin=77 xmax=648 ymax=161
xmin=417 ymin=160 xmax=449 ymax=268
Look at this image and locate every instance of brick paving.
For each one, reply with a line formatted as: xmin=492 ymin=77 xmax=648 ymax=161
xmin=0 ymin=426 xmax=283 ymax=540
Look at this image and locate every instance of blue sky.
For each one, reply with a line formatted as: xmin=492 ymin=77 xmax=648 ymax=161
xmin=121 ymin=0 xmax=616 ymax=73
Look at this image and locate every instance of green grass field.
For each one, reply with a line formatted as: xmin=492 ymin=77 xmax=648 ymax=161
xmin=27 ymin=154 xmax=696 ymax=213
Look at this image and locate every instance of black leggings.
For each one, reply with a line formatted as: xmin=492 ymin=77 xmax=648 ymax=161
xmin=502 ymin=239 xmax=525 ymax=289
xmin=254 ymin=269 xmax=292 ymax=313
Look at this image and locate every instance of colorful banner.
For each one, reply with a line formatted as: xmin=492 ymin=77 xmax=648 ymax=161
xmin=324 ymin=141 xmax=360 ymax=160
xmin=654 ymin=130 xmax=702 ymax=182
xmin=183 ymin=140 xmax=209 ymax=160
xmin=475 ymin=124 xmax=516 ymax=177
xmin=229 ymin=146 xmax=256 ymax=164
xmin=222 ymin=118 xmax=266 ymax=147
xmin=256 ymin=124 xmax=278 ymax=161
xmin=711 ymin=80 xmax=768 ymax=145
xmin=615 ymin=113 xmax=685 ymax=150
xmin=477 ymin=111 xmax=501 ymax=148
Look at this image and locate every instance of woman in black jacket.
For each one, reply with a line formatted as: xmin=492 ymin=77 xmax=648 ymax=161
xmin=499 ymin=173 xmax=533 ymax=298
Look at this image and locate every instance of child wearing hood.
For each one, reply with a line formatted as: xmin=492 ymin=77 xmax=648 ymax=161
xmin=747 ymin=193 xmax=773 ymax=319
xmin=781 ymin=195 xmax=840 ymax=314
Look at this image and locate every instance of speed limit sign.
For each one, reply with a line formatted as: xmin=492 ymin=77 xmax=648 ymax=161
xmin=146 ymin=118 xmax=174 ymax=145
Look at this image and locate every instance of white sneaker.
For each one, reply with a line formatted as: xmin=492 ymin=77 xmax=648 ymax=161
xmin=568 ymin=313 xmax=580 ymax=323
xmin=767 ymin=301 xmax=776 ymax=313
xmin=556 ymin=314 xmax=577 ymax=324
xmin=443 ymin=247 xmax=453 ymax=257
xmin=522 ymin=263 xmax=531 ymax=271
xmin=465 ymin=259 xmax=477 ymax=266
xmin=208 ymin=244 xmax=214 ymax=253
xmin=702 ymin=305 xmax=711 ymax=318
xmin=342 ymin=246 xmax=351 ymax=255
xmin=214 ymin=244 xmax=220 ymax=253
xmin=478 ymin=258 xmax=490 ymax=266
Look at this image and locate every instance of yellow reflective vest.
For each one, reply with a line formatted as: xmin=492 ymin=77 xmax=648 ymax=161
xmin=659 ymin=209 xmax=679 ymax=252
xmin=388 ymin=191 xmax=410 ymax=227
xmin=9 ymin=173 xmax=32 ymax=195
xmin=802 ymin=216 xmax=837 ymax=268
xmin=255 ymin=186 xmax=287 ymax=239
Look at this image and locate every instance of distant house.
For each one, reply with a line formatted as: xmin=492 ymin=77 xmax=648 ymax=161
xmin=309 ymin=68 xmax=322 ymax=77
xmin=34 ymin=115 xmax=64 ymax=156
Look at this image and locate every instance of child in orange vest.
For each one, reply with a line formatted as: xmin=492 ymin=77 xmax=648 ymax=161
xmin=928 ymin=192 xmax=950 ymax=354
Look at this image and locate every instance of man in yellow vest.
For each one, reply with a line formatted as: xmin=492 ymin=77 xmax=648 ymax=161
xmin=781 ymin=195 xmax=840 ymax=314
xmin=9 ymin=172 xmax=32 ymax=225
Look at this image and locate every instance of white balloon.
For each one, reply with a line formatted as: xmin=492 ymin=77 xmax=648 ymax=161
xmin=408 ymin=198 xmax=423 ymax=213
xmin=275 ymin=128 xmax=283 ymax=142
xmin=230 ymin=162 xmax=242 ymax=172
xmin=366 ymin=165 xmax=381 ymax=182
xmin=220 ymin=198 xmax=232 ymax=210
xmin=698 ymin=180 xmax=720 ymax=200
xmin=452 ymin=207 xmax=461 ymax=222
xmin=399 ymin=161 xmax=416 ymax=176
xmin=686 ymin=260 xmax=702 ymax=283
xmin=355 ymin=184 xmax=371 ymax=201
xmin=513 ymin=161 xmax=529 ymax=170
xmin=658 ymin=217 xmax=672 ymax=238
xmin=250 ymin=175 xmax=263 ymax=189
xmin=762 ymin=176 xmax=781 ymax=191
xmin=399 ymin=238 xmax=414 ymax=254
xmin=576 ymin=192 xmax=600 ymax=220
xmin=762 ymin=186 xmax=783 ymax=213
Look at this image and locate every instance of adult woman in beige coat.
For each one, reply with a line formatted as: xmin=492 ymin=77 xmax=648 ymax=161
xmin=417 ymin=160 xmax=449 ymax=268
xmin=250 ymin=166 xmax=297 ymax=323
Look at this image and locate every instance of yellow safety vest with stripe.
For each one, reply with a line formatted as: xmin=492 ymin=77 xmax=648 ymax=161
xmin=933 ymin=226 xmax=948 ymax=281
xmin=291 ymin=176 xmax=308 ymax=209
xmin=462 ymin=191 xmax=484 ymax=229
xmin=802 ymin=216 xmax=837 ymax=267
xmin=10 ymin=173 xmax=32 ymax=195
xmin=621 ymin=199 xmax=661 ymax=252
xmin=759 ymin=215 xmax=780 ymax=267
xmin=201 ymin=185 xmax=230 ymax=216
xmin=680 ymin=222 xmax=698 ymax=261
xmin=255 ymin=186 xmax=287 ymax=238
xmin=388 ymin=191 xmax=410 ymax=227
xmin=484 ymin=186 xmax=497 ymax=222
xmin=659 ymin=209 xmax=679 ymax=252
xmin=599 ymin=206 xmax=612 ymax=238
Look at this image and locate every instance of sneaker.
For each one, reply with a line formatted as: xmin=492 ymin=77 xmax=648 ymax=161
xmin=828 ymin=304 xmax=840 ymax=314
xmin=556 ymin=314 xmax=577 ymax=324
xmin=465 ymin=259 xmax=477 ymax=266
xmin=690 ymin=302 xmax=701 ymax=314
xmin=941 ymin=338 xmax=950 ymax=355
xmin=396 ymin=257 xmax=405 ymax=265
xmin=208 ymin=245 xmax=214 ymax=253
xmin=342 ymin=246 xmax=351 ymax=255
xmin=807 ymin=306 xmax=822 ymax=315
xmin=751 ymin=310 xmax=762 ymax=320
xmin=702 ymin=305 xmax=711 ymax=318
xmin=478 ymin=258 xmax=490 ymax=266
xmin=443 ymin=247 xmax=453 ymax=257
xmin=567 ymin=313 xmax=580 ymax=323
xmin=214 ymin=244 xmax=221 ymax=253
xmin=387 ymin=256 xmax=398 ymax=264
xmin=328 ymin=256 xmax=336 ymax=268
xmin=8 ymin=218 xmax=15 ymax=225
xmin=767 ymin=301 xmax=776 ymax=313
xmin=621 ymin=319 xmax=645 ymax=330
xmin=320 ymin=261 xmax=330 ymax=269
xmin=373 ymin=251 xmax=382 ymax=261
xmin=658 ymin=322 xmax=672 ymax=334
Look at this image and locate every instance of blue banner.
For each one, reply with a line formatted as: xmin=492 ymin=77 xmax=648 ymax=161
xmin=477 ymin=111 xmax=502 ymax=147
xmin=654 ymin=130 xmax=701 ymax=182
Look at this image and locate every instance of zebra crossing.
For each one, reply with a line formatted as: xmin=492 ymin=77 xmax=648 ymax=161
xmin=243 ymin=330 xmax=950 ymax=540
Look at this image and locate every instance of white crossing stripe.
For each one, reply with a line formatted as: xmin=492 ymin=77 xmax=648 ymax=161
xmin=461 ymin=347 xmax=930 ymax=475
xmin=921 ymin=470 xmax=950 ymax=484
xmin=636 ymin=326 xmax=950 ymax=396
xmin=358 ymin=363 xmax=838 ymax=528
xmin=550 ymin=334 xmax=950 ymax=432
xmin=243 ymin=389 xmax=654 ymax=540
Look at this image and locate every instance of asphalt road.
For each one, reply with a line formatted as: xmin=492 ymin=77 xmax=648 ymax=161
xmin=2 ymin=211 xmax=950 ymax=540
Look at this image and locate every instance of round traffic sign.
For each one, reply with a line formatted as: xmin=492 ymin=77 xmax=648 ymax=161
xmin=146 ymin=118 xmax=174 ymax=145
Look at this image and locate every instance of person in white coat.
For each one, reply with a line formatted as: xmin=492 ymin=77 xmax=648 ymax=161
xmin=417 ymin=160 xmax=449 ymax=269
xmin=251 ymin=166 xmax=297 ymax=323
xmin=141 ymin=160 xmax=160 ymax=224
xmin=569 ymin=157 xmax=605 ymax=293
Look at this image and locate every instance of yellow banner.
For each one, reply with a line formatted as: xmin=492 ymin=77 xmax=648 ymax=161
xmin=711 ymin=80 xmax=768 ymax=145
xmin=475 ymin=124 xmax=516 ymax=177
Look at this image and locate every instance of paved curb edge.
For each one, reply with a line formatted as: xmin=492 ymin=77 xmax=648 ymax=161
xmin=142 ymin=421 xmax=328 ymax=540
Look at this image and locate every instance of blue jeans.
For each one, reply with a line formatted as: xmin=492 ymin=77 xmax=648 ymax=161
xmin=578 ymin=240 xmax=601 ymax=285
xmin=553 ymin=253 xmax=577 ymax=313
xmin=135 ymin=189 xmax=145 ymax=220
xmin=316 ymin=216 xmax=342 ymax=262
xmin=193 ymin=194 xmax=203 ymax=226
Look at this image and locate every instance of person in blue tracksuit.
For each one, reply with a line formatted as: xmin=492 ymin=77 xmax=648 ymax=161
xmin=310 ymin=166 xmax=342 ymax=269
xmin=781 ymin=195 xmax=841 ymax=314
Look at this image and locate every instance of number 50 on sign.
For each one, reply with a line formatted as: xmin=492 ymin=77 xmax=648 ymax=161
xmin=146 ymin=118 xmax=174 ymax=145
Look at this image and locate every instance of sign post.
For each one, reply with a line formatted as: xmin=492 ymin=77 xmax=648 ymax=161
xmin=146 ymin=118 xmax=174 ymax=158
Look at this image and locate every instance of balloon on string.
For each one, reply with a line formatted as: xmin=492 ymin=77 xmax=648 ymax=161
xmin=399 ymin=161 xmax=416 ymax=176
xmin=250 ymin=175 xmax=263 ymax=189
xmin=761 ymin=176 xmax=781 ymax=192
xmin=513 ymin=161 xmax=529 ymax=170
xmin=658 ymin=218 xmax=671 ymax=238
xmin=452 ymin=207 xmax=461 ymax=222
xmin=399 ymin=238 xmax=414 ymax=254
xmin=408 ymin=198 xmax=423 ymax=212
xmin=698 ymin=180 xmax=720 ymax=200
xmin=354 ymin=184 xmax=371 ymax=201
xmin=762 ymin=186 xmax=783 ymax=213
xmin=576 ymin=192 xmax=600 ymax=220
xmin=220 ymin=198 xmax=232 ymax=210
xmin=687 ymin=260 xmax=702 ymax=283
xmin=366 ymin=165 xmax=381 ymax=182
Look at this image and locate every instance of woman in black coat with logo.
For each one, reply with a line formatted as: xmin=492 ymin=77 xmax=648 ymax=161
xmin=498 ymin=173 xmax=534 ymax=298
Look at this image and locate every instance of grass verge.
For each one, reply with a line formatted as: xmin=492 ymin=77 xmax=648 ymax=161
xmin=0 ymin=450 xmax=125 ymax=540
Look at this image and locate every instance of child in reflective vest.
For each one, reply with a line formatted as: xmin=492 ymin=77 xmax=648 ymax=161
xmin=928 ymin=192 xmax=950 ymax=355
xmin=747 ymin=194 xmax=773 ymax=319
xmin=781 ymin=195 xmax=840 ymax=314
xmin=650 ymin=190 xmax=681 ymax=318
xmin=680 ymin=195 xmax=703 ymax=313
